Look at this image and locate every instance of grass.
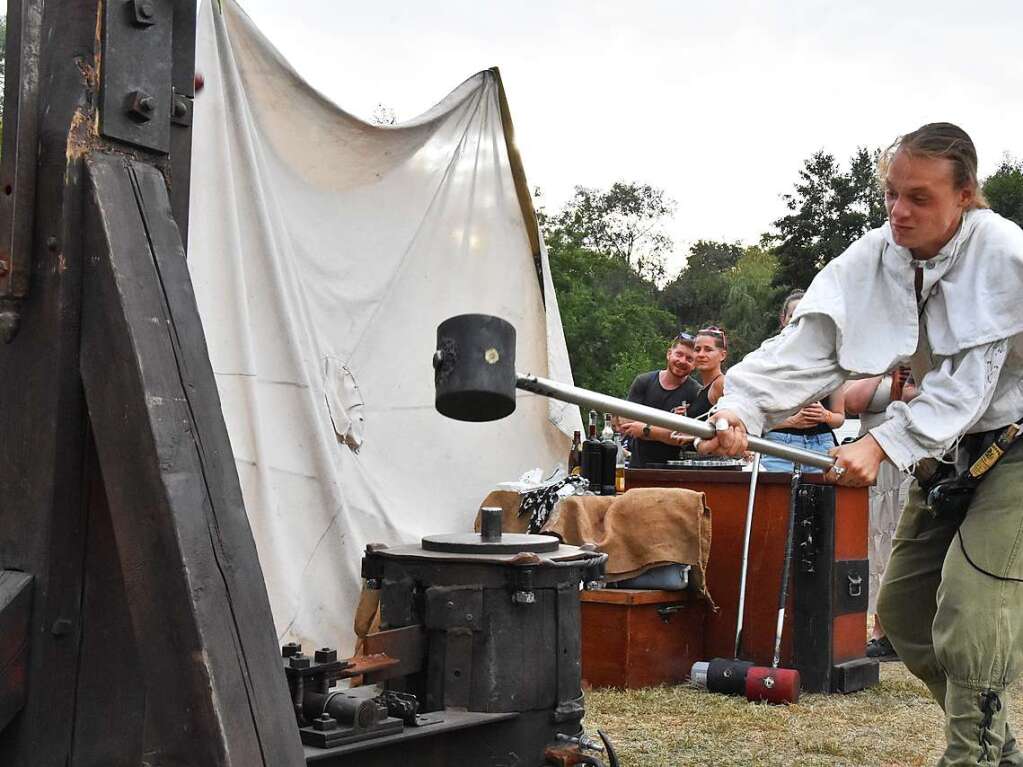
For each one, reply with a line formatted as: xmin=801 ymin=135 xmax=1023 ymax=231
xmin=584 ymin=663 xmax=1023 ymax=766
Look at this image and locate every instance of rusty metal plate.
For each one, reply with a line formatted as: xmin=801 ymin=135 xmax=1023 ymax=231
xmin=100 ymin=0 xmax=173 ymax=152
xmin=362 ymin=625 xmax=426 ymax=682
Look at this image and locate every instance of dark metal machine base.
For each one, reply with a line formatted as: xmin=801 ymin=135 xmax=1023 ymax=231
xmin=299 ymin=717 xmax=404 ymax=749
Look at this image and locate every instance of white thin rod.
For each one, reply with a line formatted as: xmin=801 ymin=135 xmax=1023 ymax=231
xmin=734 ymin=452 xmax=761 ymax=659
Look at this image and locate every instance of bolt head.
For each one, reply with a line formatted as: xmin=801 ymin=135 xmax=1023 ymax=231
xmin=313 ymin=714 xmax=338 ymax=732
xmin=289 ymin=654 xmax=311 ymax=669
xmin=51 ymin=618 xmax=73 ymax=636
xmin=314 ymin=647 xmax=337 ymax=664
xmin=139 ymin=0 xmax=154 ymax=17
xmin=127 ymin=90 xmax=155 ymax=121
xmin=763 ymin=676 xmax=776 ymax=689
xmin=281 ymin=641 xmax=302 ymax=657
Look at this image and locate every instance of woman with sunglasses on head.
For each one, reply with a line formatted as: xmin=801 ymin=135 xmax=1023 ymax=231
xmin=760 ymin=290 xmax=846 ymax=472
xmin=687 ymin=327 xmax=729 ymax=419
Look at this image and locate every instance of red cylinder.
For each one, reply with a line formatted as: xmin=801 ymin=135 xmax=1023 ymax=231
xmin=745 ymin=666 xmax=800 ymax=704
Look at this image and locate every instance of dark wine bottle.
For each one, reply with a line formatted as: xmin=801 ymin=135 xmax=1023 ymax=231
xmin=581 ymin=410 xmax=603 ymax=492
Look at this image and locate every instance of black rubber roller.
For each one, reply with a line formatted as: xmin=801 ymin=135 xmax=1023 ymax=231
xmin=434 ymin=314 xmax=517 ymax=422
xmin=706 ymin=658 xmax=754 ymax=696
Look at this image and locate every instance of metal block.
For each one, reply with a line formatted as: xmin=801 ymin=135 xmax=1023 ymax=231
xmin=830 ymin=657 xmax=880 ymax=694
xmin=101 ymin=0 xmax=173 ymax=152
xmin=424 ymin=586 xmax=483 ymax=631
xmin=299 ymin=716 xmax=404 ymax=749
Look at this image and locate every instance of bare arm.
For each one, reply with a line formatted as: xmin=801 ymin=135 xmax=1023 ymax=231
xmin=843 ymin=376 xmax=883 ymax=416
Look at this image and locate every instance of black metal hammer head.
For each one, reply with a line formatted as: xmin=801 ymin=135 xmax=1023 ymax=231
xmin=434 ymin=314 xmax=517 ymax=422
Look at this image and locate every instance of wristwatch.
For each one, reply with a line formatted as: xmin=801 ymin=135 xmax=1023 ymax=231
xmin=642 ymin=424 xmax=651 ymax=438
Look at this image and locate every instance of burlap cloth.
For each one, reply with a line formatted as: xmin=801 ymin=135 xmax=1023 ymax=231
xmin=543 ymin=488 xmax=713 ymax=604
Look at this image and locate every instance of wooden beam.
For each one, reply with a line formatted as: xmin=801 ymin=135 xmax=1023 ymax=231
xmin=79 ymin=152 xmax=304 ymax=766
xmin=68 ymin=436 xmax=147 ymax=766
xmin=0 ymin=2 xmax=100 ymax=763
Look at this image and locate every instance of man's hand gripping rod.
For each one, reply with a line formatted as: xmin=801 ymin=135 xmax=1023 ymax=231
xmin=432 ymin=313 xmax=837 ymax=473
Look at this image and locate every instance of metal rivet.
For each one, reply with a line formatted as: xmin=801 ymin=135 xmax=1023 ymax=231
xmin=47 ymin=236 xmax=60 ymax=252
xmin=51 ymin=618 xmax=73 ymax=636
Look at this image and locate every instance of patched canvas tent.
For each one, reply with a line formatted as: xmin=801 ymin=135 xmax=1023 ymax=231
xmin=188 ymin=0 xmax=581 ymax=650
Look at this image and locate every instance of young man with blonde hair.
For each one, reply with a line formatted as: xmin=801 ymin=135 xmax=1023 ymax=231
xmin=700 ymin=123 xmax=1023 ymax=765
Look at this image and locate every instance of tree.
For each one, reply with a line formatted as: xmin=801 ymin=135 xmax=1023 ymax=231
xmin=659 ymin=240 xmax=744 ymax=331
xmin=548 ymin=242 xmax=676 ymax=398
xmin=983 ymin=156 xmax=1023 ymax=229
xmin=768 ymin=147 xmax=886 ymax=291
xmin=540 ymin=182 xmax=678 ymax=398
xmin=544 ymin=182 xmax=676 ymax=283
xmin=719 ymin=246 xmax=780 ymax=361
xmin=658 ymin=241 xmax=780 ymax=362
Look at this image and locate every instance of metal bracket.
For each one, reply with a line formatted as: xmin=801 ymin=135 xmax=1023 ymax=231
xmin=100 ymin=0 xmax=173 ymax=152
xmin=656 ymin=603 xmax=686 ymax=623
xmin=833 ymin=559 xmax=869 ymax=615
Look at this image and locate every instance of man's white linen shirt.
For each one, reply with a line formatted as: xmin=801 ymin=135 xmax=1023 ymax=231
xmin=716 ymin=211 xmax=1023 ymax=471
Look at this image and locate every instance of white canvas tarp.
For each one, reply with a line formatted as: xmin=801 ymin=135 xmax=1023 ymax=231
xmin=188 ymin=0 xmax=581 ymax=650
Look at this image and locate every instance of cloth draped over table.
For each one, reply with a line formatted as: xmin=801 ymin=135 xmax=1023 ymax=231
xmin=188 ymin=0 xmax=581 ymax=650
xmin=544 ymin=488 xmax=714 ymax=605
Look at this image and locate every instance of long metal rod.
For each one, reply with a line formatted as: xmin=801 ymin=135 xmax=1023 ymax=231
xmin=734 ymin=453 xmax=761 ymax=659
xmin=772 ymin=469 xmax=802 ymax=668
xmin=516 ymin=373 xmax=835 ymax=470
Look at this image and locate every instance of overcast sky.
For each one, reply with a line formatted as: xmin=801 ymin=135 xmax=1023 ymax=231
xmin=32 ymin=0 xmax=1023 ymax=275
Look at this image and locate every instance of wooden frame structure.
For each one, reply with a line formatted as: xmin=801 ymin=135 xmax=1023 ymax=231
xmin=0 ymin=1 xmax=307 ymax=764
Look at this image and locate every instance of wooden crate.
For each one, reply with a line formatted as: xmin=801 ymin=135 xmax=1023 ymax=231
xmin=580 ymin=589 xmax=705 ymax=689
xmin=624 ymin=469 xmax=876 ymax=693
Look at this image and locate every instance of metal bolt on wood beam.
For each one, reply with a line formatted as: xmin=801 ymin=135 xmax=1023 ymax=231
xmin=127 ymin=90 xmax=156 ymax=122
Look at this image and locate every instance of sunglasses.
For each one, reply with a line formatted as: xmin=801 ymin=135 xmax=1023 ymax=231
xmin=676 ymin=331 xmax=695 ymax=342
xmin=696 ymin=327 xmax=728 ymax=348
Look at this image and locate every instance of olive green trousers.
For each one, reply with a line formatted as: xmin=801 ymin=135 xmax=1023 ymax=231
xmin=878 ymin=446 xmax=1023 ymax=766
